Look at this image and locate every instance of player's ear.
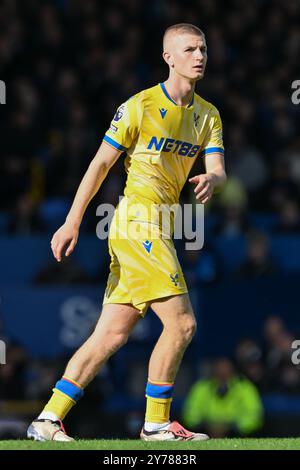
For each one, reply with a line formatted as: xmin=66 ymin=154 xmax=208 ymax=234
xmin=162 ymin=51 xmax=174 ymax=67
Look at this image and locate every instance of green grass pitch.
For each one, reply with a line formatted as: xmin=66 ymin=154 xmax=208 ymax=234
xmin=0 ymin=438 xmax=300 ymax=450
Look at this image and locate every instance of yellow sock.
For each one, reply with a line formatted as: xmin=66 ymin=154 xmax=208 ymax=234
xmin=145 ymin=396 xmax=172 ymax=423
xmin=43 ymin=388 xmax=76 ymax=420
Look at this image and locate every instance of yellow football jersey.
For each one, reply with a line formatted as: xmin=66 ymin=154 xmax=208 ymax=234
xmin=102 ymin=83 xmax=224 ymax=314
xmin=104 ymin=82 xmax=224 ymax=212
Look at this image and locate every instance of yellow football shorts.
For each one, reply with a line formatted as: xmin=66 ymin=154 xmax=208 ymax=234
xmin=103 ymin=214 xmax=188 ymax=316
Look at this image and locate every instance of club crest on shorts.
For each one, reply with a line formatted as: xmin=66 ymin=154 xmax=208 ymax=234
xmin=170 ymin=272 xmax=179 ymax=286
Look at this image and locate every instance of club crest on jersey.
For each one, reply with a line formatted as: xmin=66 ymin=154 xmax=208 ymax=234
xmin=170 ymin=272 xmax=179 ymax=286
xmin=113 ymin=104 xmax=124 ymax=122
xmin=159 ymin=108 xmax=168 ymax=119
xmin=142 ymin=240 xmax=152 ymax=253
xmin=194 ymin=113 xmax=200 ymax=126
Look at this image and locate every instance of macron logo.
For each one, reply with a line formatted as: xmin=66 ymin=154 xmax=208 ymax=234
xmin=159 ymin=108 xmax=167 ymax=119
xmin=142 ymin=240 xmax=152 ymax=253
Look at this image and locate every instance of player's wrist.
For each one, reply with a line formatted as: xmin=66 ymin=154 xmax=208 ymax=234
xmin=65 ymin=216 xmax=81 ymax=230
xmin=206 ymin=171 xmax=226 ymax=188
xmin=206 ymin=172 xmax=218 ymax=187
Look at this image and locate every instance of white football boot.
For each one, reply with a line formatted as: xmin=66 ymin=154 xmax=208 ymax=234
xmin=27 ymin=419 xmax=74 ymax=441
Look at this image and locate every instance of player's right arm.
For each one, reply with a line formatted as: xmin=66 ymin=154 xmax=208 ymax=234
xmin=51 ymin=96 xmax=140 ymax=262
xmin=51 ymin=141 xmax=121 ymax=262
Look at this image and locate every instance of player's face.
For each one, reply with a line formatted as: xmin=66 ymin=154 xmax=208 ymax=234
xmin=171 ymin=34 xmax=207 ymax=81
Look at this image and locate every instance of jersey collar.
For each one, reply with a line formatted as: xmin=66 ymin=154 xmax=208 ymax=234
xmin=160 ymin=82 xmax=194 ymax=108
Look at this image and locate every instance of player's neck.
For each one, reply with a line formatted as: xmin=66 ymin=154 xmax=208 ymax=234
xmin=163 ymin=77 xmax=195 ymax=107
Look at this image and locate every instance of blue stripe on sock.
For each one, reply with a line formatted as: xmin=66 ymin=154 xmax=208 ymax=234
xmin=146 ymin=382 xmax=174 ymax=399
xmin=55 ymin=378 xmax=84 ymax=402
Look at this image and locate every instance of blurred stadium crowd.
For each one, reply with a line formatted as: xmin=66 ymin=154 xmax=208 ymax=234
xmin=0 ymin=0 xmax=300 ymax=438
xmin=1 ymin=0 xmax=300 ymax=229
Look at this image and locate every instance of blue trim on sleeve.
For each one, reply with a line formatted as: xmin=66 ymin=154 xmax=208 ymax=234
xmin=103 ymin=135 xmax=127 ymax=151
xmin=55 ymin=378 xmax=84 ymax=402
xmin=200 ymin=147 xmax=224 ymax=156
xmin=146 ymin=382 xmax=174 ymax=399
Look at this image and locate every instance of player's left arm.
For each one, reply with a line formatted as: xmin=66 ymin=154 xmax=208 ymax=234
xmin=189 ymin=152 xmax=226 ymax=204
xmin=189 ymin=106 xmax=226 ymax=203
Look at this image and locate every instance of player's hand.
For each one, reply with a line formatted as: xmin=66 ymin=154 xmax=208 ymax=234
xmin=189 ymin=173 xmax=217 ymax=204
xmin=51 ymin=222 xmax=79 ymax=262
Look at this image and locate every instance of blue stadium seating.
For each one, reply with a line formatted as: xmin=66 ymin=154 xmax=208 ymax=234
xmin=0 ymin=236 xmax=108 ymax=283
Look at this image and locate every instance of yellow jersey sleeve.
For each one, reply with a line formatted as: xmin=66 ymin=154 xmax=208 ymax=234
xmin=103 ymin=96 xmax=140 ymax=151
xmin=200 ymin=106 xmax=224 ymax=157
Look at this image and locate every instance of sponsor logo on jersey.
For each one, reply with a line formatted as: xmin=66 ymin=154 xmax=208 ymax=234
xmin=147 ymin=136 xmax=201 ymax=158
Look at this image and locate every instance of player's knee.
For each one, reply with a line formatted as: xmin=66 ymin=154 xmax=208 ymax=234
xmin=109 ymin=331 xmax=129 ymax=352
xmin=178 ymin=317 xmax=197 ymax=344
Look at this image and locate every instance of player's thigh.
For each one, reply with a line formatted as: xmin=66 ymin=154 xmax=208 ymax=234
xmin=150 ymin=293 xmax=196 ymax=330
xmin=93 ymin=303 xmax=142 ymax=340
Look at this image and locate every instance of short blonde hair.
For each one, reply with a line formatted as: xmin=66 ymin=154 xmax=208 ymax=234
xmin=163 ymin=23 xmax=205 ymax=51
